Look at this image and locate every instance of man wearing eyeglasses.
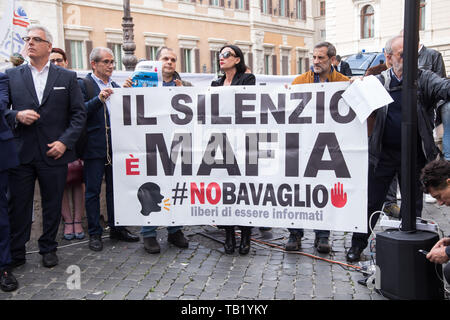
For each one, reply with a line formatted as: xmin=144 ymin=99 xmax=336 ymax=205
xmin=4 ymin=25 xmax=86 ymax=269
xmin=346 ymin=35 xmax=450 ymax=263
xmin=78 ymin=47 xmax=139 ymax=252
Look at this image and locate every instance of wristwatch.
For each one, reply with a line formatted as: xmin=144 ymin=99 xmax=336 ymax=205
xmin=446 ymin=246 xmax=450 ymax=258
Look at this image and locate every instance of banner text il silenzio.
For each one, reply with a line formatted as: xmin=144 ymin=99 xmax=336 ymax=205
xmin=121 ymin=90 xmax=354 ymax=178
xmin=121 ymin=90 xmax=356 ymax=126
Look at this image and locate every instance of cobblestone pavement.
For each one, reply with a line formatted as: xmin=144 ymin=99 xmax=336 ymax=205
xmin=0 ymin=203 xmax=448 ymax=301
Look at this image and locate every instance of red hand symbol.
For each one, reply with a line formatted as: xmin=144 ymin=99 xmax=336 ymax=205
xmin=331 ymin=182 xmax=347 ymax=208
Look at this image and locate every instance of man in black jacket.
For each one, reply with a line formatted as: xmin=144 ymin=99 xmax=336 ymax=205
xmin=333 ymin=55 xmax=352 ymax=77
xmin=418 ymin=45 xmax=446 ymax=78
xmin=346 ymin=35 xmax=450 ymax=263
xmin=5 ymin=25 xmax=86 ymax=268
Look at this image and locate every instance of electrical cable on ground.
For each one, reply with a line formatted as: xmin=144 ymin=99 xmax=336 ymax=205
xmin=196 ymin=231 xmax=363 ymax=273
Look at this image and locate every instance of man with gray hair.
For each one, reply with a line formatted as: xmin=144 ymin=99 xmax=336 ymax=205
xmin=346 ymin=35 xmax=450 ymax=263
xmin=78 ymin=47 xmax=139 ymax=252
xmin=4 ymin=24 xmax=86 ymax=268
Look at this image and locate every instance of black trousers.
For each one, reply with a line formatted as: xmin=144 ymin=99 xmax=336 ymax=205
xmin=8 ymin=159 xmax=67 ymax=260
xmin=84 ymin=158 xmax=115 ymax=236
xmin=0 ymin=171 xmax=12 ymax=269
xmin=444 ymin=263 xmax=450 ymax=284
xmin=351 ymin=148 xmax=425 ymax=249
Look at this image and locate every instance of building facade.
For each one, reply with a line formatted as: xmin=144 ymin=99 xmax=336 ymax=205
xmin=1 ymin=0 xmax=325 ymax=75
xmin=326 ymin=0 xmax=450 ymax=76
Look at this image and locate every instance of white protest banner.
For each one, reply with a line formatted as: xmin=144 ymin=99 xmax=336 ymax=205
xmin=0 ymin=0 xmax=30 ymax=60
xmin=110 ymin=82 xmax=368 ymax=233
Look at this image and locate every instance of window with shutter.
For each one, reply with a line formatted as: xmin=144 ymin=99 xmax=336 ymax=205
xmin=305 ymin=57 xmax=310 ymax=71
xmin=182 ymin=48 xmax=192 ymax=73
xmin=210 ymin=51 xmax=219 ymax=74
xmin=419 ymin=0 xmax=426 ymax=30
xmin=360 ymin=5 xmax=374 ymax=39
xmin=109 ymin=43 xmax=123 ymax=70
xmin=69 ymin=40 xmax=84 ymax=70
xmin=319 ymin=1 xmax=325 ymax=16
xmin=85 ymin=40 xmax=93 ymax=68
xmin=146 ymin=46 xmax=159 ymax=60
xmin=272 ymin=55 xmax=277 ymax=75
xmin=297 ymin=57 xmax=303 ymax=74
xmin=264 ymin=55 xmax=270 ymax=75
xmin=282 ymin=56 xmax=289 ymax=75
xmin=302 ymin=0 xmax=306 ymax=20
xmin=64 ymin=39 xmax=73 ymax=69
xmin=247 ymin=52 xmax=253 ymax=72
xmin=195 ymin=49 xmax=200 ymax=73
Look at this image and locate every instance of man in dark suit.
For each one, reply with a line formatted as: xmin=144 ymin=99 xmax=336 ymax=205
xmin=0 ymin=73 xmax=19 ymax=292
xmin=4 ymin=25 xmax=86 ymax=268
xmin=78 ymin=47 xmax=138 ymax=252
xmin=333 ymin=55 xmax=352 ymax=77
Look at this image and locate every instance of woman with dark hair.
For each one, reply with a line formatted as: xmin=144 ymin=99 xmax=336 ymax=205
xmin=211 ymin=45 xmax=255 ymax=255
xmin=211 ymin=45 xmax=255 ymax=87
xmin=50 ymin=48 xmax=68 ymax=68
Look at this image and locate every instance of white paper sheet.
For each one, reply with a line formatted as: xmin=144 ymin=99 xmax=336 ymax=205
xmin=341 ymin=75 xmax=393 ymax=123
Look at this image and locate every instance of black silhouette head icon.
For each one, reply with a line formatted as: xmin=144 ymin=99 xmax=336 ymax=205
xmin=137 ymin=182 xmax=164 ymax=216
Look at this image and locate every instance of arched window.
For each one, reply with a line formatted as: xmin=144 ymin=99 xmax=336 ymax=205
xmin=361 ymin=5 xmax=374 ymax=39
xmin=419 ymin=0 xmax=426 ymax=30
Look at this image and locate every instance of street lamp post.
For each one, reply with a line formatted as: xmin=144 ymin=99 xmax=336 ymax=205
xmin=122 ymin=0 xmax=137 ymax=71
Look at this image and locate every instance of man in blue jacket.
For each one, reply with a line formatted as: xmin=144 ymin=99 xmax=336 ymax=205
xmin=78 ymin=47 xmax=139 ymax=252
xmin=0 ymin=72 xmax=19 ymax=292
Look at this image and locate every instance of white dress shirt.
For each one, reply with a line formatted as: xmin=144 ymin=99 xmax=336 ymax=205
xmin=91 ymin=73 xmax=113 ymax=115
xmin=29 ymin=60 xmax=50 ymax=105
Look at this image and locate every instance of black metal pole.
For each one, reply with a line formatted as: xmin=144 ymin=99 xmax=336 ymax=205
xmin=400 ymin=0 xmax=419 ymax=232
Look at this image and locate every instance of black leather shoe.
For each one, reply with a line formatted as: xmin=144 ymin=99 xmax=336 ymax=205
xmin=285 ymin=233 xmax=301 ymax=251
xmin=346 ymin=246 xmax=364 ymax=262
xmin=315 ymin=237 xmax=331 ymax=254
xmin=143 ymin=237 xmax=160 ymax=254
xmin=0 ymin=269 xmax=18 ymax=292
xmin=224 ymin=228 xmax=236 ymax=254
xmin=167 ymin=230 xmax=189 ymax=248
xmin=239 ymin=228 xmax=251 ymax=255
xmin=42 ymin=252 xmax=58 ymax=268
xmin=110 ymin=228 xmax=140 ymax=242
xmin=89 ymin=234 xmax=103 ymax=252
xmin=9 ymin=258 xmax=26 ymax=269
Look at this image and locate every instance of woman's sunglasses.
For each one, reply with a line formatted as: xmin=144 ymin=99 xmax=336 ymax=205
xmin=219 ymin=51 xmax=236 ymax=59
